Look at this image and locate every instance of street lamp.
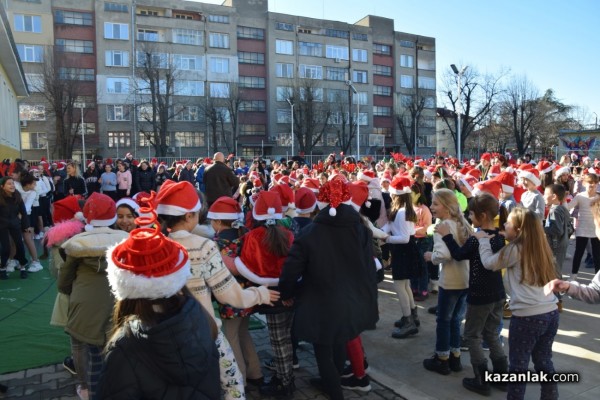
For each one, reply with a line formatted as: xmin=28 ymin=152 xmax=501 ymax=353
xmin=286 ymin=98 xmax=294 ymax=156
xmin=346 ymin=80 xmax=360 ymax=161
xmin=593 ymin=112 xmax=598 ymax=129
xmin=74 ymin=102 xmax=86 ymax=166
xmin=451 ymin=64 xmax=467 ymax=163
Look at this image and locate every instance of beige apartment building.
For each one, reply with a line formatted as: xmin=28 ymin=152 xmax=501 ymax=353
xmin=6 ymin=0 xmax=436 ymax=162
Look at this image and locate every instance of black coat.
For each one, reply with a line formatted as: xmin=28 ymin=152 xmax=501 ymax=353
xmin=97 ymin=297 xmax=220 ymax=399
xmin=136 ymin=168 xmax=156 ymax=192
xmin=279 ymin=204 xmax=379 ymax=345
xmin=0 ymin=193 xmax=28 ymax=230
xmin=203 ymin=162 xmax=239 ymax=204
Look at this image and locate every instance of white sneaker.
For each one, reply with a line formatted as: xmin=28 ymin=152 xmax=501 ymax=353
xmin=76 ymin=385 xmax=89 ymax=400
xmin=28 ymin=261 xmax=43 ymax=272
xmin=6 ymin=259 xmax=18 ymax=273
xmin=34 ymin=233 xmax=44 ymax=240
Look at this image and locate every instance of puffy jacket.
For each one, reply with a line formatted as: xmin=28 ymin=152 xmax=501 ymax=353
xmin=136 ymin=168 xmax=156 ymax=192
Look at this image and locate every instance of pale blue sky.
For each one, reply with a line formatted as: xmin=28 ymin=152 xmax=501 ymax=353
xmin=199 ymin=0 xmax=600 ymax=125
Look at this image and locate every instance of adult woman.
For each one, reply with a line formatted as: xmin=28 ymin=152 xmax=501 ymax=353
xmin=154 ymin=164 xmax=168 ymax=192
xmin=99 ymin=164 xmax=118 ymax=201
xmin=63 ymin=162 xmax=87 ymax=197
xmin=135 ymin=161 xmax=155 ymax=193
xmin=83 ymin=162 xmax=100 ymax=196
xmin=116 ymin=162 xmax=132 ymax=199
xmin=0 ymin=177 xmax=29 ymax=279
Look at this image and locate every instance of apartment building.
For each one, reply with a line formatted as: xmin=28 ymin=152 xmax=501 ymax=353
xmin=7 ymin=0 xmax=436 ymax=161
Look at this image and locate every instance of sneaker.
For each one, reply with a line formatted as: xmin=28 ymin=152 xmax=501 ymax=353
xmin=63 ymin=356 xmax=77 ymax=375
xmin=263 ymin=357 xmax=299 ymax=371
xmin=341 ymin=374 xmax=371 ymax=392
xmin=0 ymin=269 xmax=7 ymax=280
xmin=259 ymin=375 xmax=295 ymax=397
xmin=341 ymin=359 xmax=370 ymax=378
xmin=20 ymin=269 xmax=28 ymax=279
xmin=449 ymin=353 xmax=463 ymax=372
xmin=6 ymin=259 xmax=17 ymax=273
xmin=28 ymin=261 xmax=43 ymax=272
xmin=76 ymin=385 xmax=89 ymax=400
xmin=460 ymin=336 xmax=469 ymax=351
xmin=481 ymin=341 xmax=489 ymax=351
xmin=414 ymin=291 xmax=429 ymax=301
xmin=423 ymin=354 xmax=451 ymax=375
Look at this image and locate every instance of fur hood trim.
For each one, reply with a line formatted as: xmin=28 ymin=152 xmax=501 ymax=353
xmin=61 ymin=227 xmax=129 ymax=258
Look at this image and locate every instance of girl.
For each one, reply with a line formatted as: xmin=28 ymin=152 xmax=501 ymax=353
xmin=83 ymin=162 xmax=100 ymax=196
xmin=412 ymin=181 xmax=433 ymax=301
xmin=63 ymin=162 xmax=87 ymax=197
xmin=385 ymin=176 xmax=421 ymax=339
xmin=154 ymin=164 xmax=168 ymax=192
xmin=475 ymin=207 xmax=559 ymax=400
xmin=116 ymin=162 xmax=132 ymax=199
xmin=99 ymin=163 xmax=117 ymax=201
xmin=423 ymin=188 xmax=472 ymax=375
xmin=0 ymin=177 xmax=29 ymax=279
xmin=518 ymin=168 xmax=545 ymax=219
xmin=435 ymin=193 xmax=507 ymax=395
xmin=18 ymin=173 xmax=43 ymax=272
xmin=115 ymin=198 xmax=139 ymax=233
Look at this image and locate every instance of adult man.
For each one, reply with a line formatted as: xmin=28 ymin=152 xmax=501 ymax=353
xmin=203 ymin=152 xmax=239 ymax=206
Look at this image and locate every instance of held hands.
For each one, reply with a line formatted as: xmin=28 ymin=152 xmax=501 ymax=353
xmin=544 ymin=279 xmax=570 ymax=295
xmin=268 ymin=289 xmax=280 ymax=305
xmin=423 ymin=251 xmax=433 ymax=262
xmin=434 ymin=222 xmax=451 ymax=236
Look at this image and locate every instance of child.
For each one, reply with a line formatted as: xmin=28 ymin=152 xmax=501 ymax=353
xmin=114 ymin=198 xmax=140 ymax=233
xmin=435 ymin=193 xmax=507 ymax=395
xmin=543 ymin=184 xmax=571 ymax=280
xmin=518 ymin=168 xmax=545 ymax=219
xmin=292 ymin=187 xmax=317 ymax=236
xmin=475 ymin=207 xmax=559 ymax=400
xmin=384 ymin=176 xmax=421 ymax=339
xmin=0 ymin=177 xmax=29 ymax=279
xmin=547 ymin=270 xmax=600 ymax=304
xmin=495 ymin=171 xmax=518 ymax=214
xmin=412 ymin=181 xmax=433 ymax=301
xmin=423 ymin=188 xmax=472 ymax=375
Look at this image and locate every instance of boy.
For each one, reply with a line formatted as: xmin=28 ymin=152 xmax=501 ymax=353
xmin=543 ymin=184 xmax=571 ymax=280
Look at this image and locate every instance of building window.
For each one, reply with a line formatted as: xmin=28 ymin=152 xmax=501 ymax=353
xmin=175 ymin=81 xmax=204 ymax=96
xmin=400 ymin=54 xmax=414 ymax=68
xmin=276 ymin=63 xmax=294 ymax=78
xmin=173 ymin=131 xmax=204 ymax=147
xmin=208 ymin=14 xmax=229 ymax=24
xmin=325 ymin=29 xmax=348 ymax=39
xmin=240 ymin=124 xmax=266 ymax=136
xmin=106 ymin=77 xmax=129 ymax=93
xmin=237 ymin=26 xmax=265 ymax=40
xmin=352 ymin=92 xmax=368 ymax=105
xmin=136 ymin=51 xmax=168 ymax=68
xmin=209 ymin=57 xmax=230 ymax=73
xmin=275 ymin=22 xmax=294 ymax=31
xmin=173 ymin=29 xmax=203 ymax=46
xmin=107 ymin=105 xmax=131 ymax=121
xmin=108 ymin=131 xmax=131 ymax=148
xmin=21 ymin=132 xmax=47 ymax=150
xmin=55 ymin=39 xmax=93 ymax=54
xmin=138 ymin=105 xmax=158 ymax=122
xmin=419 ymin=116 xmax=436 ymax=128
xmin=373 ymin=85 xmax=392 ymax=96
xmin=25 ymin=74 xmax=44 ymax=92
xmin=105 ymin=50 xmax=129 ymax=67
xmin=399 ymin=94 xmax=413 ymax=107
xmin=173 ymin=54 xmax=203 ymax=71
xmin=16 ymin=44 xmax=43 ymax=63
xmin=418 ymin=57 xmax=436 ymax=71
xmin=326 ymin=67 xmax=346 ymax=81
xmin=238 ymin=76 xmax=265 ymax=89
xmin=423 ymin=96 xmax=435 ymax=108
xmin=54 ymin=10 xmax=92 ymax=26
xmin=105 ymin=2 xmax=128 ymax=13
xmin=352 ymin=33 xmax=368 ymax=41
xmin=352 ymin=49 xmax=368 ymax=63
xmin=174 ymin=13 xmax=193 ymax=20
xmin=14 ymin=14 xmax=41 ymax=33
xmin=137 ymin=29 xmax=159 ymax=42
xmin=400 ymin=75 xmax=414 ymax=89
xmin=210 ymin=83 xmax=229 ymax=98
xmin=104 ymin=22 xmax=129 ymax=40
xmin=240 ymin=100 xmax=266 ymax=112
xmin=138 ymin=132 xmax=163 ymax=147
xmin=400 ymin=40 xmax=415 ymax=48
xmin=209 ymin=33 xmax=230 ymax=48
xmin=173 ymin=106 xmax=200 ymax=121
xmin=276 ymin=39 xmax=294 ymax=55
xmin=298 ymin=41 xmax=322 ymax=57
xmin=238 ymin=51 xmax=265 ymax=64
xmin=327 ymin=89 xmax=345 ymax=103
xmin=373 ymin=64 xmax=392 ymax=76
xmin=277 ymin=109 xmax=291 ymax=123
xmin=373 ymin=127 xmax=392 ymax=137
xmin=139 ymin=9 xmax=159 ymax=16
xmin=418 ymin=76 xmax=436 ymax=90
xmin=276 ymin=86 xmax=292 ymax=101
xmin=353 ymin=70 xmax=368 ymax=84
xmin=19 ymin=104 xmax=45 ymax=121
xmin=299 ymin=64 xmax=322 ymax=79
xmin=373 ymin=106 xmax=392 ymax=117
xmin=59 ymin=68 xmax=94 ymax=81
xmin=373 ymin=43 xmax=391 ymax=55
xmin=300 ymin=88 xmax=323 ymax=102
xmin=326 ymin=45 xmax=348 ymax=60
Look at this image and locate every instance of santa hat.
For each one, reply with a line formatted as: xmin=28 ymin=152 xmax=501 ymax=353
xmin=555 ymin=166 xmax=570 ymax=179
xmin=537 ymin=160 xmax=554 ymax=175
xmin=301 ymin=178 xmax=321 ymax=193
xmin=272 ymin=173 xmax=283 ymax=184
xmin=518 ymin=168 xmax=541 ymax=187
xmin=347 ymin=181 xmax=371 ymax=211
xmin=208 ymin=196 xmax=244 ymax=221
xmin=380 ymin=172 xmax=392 ymax=184
xmin=253 ymin=178 xmax=263 ymax=189
xmin=107 ymin=193 xmax=191 ymax=300
xmin=294 ymin=187 xmax=317 ymax=214
xmin=518 ymin=163 xmax=534 ymax=172
xmin=57 ymin=161 xmax=66 ymax=171
xmin=248 ymin=170 xmax=260 ymax=181
xmin=513 ymin=186 xmax=526 ymax=203
xmin=458 ymin=166 xmax=471 ymax=177
xmin=460 ymin=175 xmax=479 ymax=193
xmin=87 ymin=161 xmax=95 ymax=169
xmin=494 ymin=172 xmax=515 ymax=194
xmin=252 ymin=190 xmax=283 ymax=221
xmin=480 ymin=153 xmax=492 ymax=162
xmin=116 ymin=198 xmax=140 ymax=214
xmin=132 ymin=159 xmax=139 ymax=167
xmin=357 ymin=170 xmax=376 ymax=183
xmin=155 ymin=180 xmax=201 ymax=216
xmin=53 ymin=196 xmax=84 ymax=224
xmin=472 ymin=180 xmax=502 ymax=199
xmin=270 ymin=183 xmax=294 ymax=211
xmin=83 ymin=192 xmax=117 ymax=231
xmin=151 ymin=158 xmax=158 ymax=164
xmin=203 ymin=157 xmax=213 ymax=165
xmin=389 ymin=176 xmax=412 ymax=195
xmin=317 ymin=176 xmax=351 ymax=217
xmin=278 ymin=175 xmax=291 ymax=186
xmin=488 ymin=164 xmax=501 ymax=178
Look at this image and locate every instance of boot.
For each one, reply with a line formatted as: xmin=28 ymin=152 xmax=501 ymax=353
xmin=411 ymin=307 xmax=420 ymax=327
xmin=463 ymin=363 xmax=491 ymax=396
xmin=490 ymin=356 xmax=508 ymax=391
xmin=449 ymin=353 xmax=463 ymax=372
xmin=394 ymin=316 xmax=408 ymax=328
xmin=391 ymin=315 xmax=418 ymax=339
xmin=259 ymin=375 xmax=295 ymax=397
xmin=423 ymin=354 xmax=450 ymax=375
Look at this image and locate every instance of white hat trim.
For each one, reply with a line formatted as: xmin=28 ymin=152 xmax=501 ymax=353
xmin=317 ymin=201 xmax=329 ymax=210
xmin=252 ymin=207 xmax=283 ymax=221
xmin=555 ymin=167 xmax=570 ymax=178
xmin=388 ymin=187 xmax=412 ymax=195
xmin=234 ymin=257 xmax=279 ymax=286
xmin=156 ymin=199 xmax=201 ymax=216
xmin=106 ymin=244 xmax=191 ymax=300
xmin=87 ymin=214 xmax=117 ymax=227
xmin=296 ymin=204 xmax=316 ymax=215
xmin=357 ymin=171 xmax=374 ymax=182
xmin=501 ymin=183 xmax=514 ymax=194
xmin=518 ymin=170 xmax=541 ymax=187
xmin=460 ymin=178 xmax=474 ymax=193
xmin=541 ymin=164 xmax=554 ymax=174
xmin=207 ymin=211 xmax=243 ymax=220
xmin=116 ymin=198 xmax=139 ymax=212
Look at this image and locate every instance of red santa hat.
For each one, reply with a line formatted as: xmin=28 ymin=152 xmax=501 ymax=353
xmin=253 ymin=178 xmax=263 ymax=189
xmin=203 ymin=157 xmax=213 ymax=165
xmin=472 ymin=180 xmax=502 ymax=199
xmin=151 ymin=158 xmax=158 ymax=164
xmin=83 ymin=192 xmax=117 ymax=231
xmin=155 ymin=180 xmax=201 ymax=216
xmin=389 ymin=176 xmax=413 ymax=195
xmin=248 ymin=170 xmax=260 ymax=181
xmin=53 ymin=196 xmax=84 ymax=224
xmin=537 ymin=160 xmax=554 ymax=175
xmin=488 ymin=164 xmax=501 ymax=178
xmin=252 ymin=190 xmax=283 ymax=221
xmin=494 ymin=172 xmax=515 ymax=194
xmin=107 ymin=194 xmax=191 ymax=300
xmin=513 ymin=186 xmax=526 ymax=203
xmin=347 ymin=181 xmax=371 ymax=211
xmin=380 ymin=172 xmax=392 ymax=184
xmin=57 ymin=161 xmax=66 ymax=171
xmin=480 ymin=153 xmax=492 ymax=162
xmin=357 ymin=169 xmax=376 ymax=183
xmin=518 ymin=168 xmax=541 ymax=187
xmin=278 ymin=175 xmax=291 ymax=186
xmin=272 ymin=173 xmax=283 ymax=184
xmin=208 ymin=196 xmax=244 ymax=221
xmin=270 ymin=183 xmax=294 ymax=211
xmin=460 ymin=175 xmax=479 ymax=193
xmin=294 ymin=187 xmax=317 ymax=214
xmin=105 ymin=158 xmax=113 ymax=166
xmin=301 ymin=177 xmax=321 ymax=193
xmin=317 ymin=175 xmax=351 ymax=217
xmin=555 ymin=166 xmax=571 ymax=179
xmin=87 ymin=161 xmax=95 ymax=169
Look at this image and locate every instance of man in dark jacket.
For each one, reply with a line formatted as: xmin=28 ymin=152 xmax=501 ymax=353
xmin=203 ymin=152 xmax=239 ymax=206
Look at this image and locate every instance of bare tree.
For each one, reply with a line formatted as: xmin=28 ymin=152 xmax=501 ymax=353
xmin=222 ymin=81 xmax=244 ymax=155
xmin=200 ymin=89 xmax=231 ymax=155
xmin=328 ymin=89 xmax=357 ymax=154
xmin=395 ymin=91 xmax=425 ymax=155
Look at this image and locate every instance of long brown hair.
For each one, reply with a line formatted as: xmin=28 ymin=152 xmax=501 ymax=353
xmin=500 ymin=207 xmax=557 ymax=286
xmin=389 ymin=193 xmax=417 ymax=223
xmin=0 ymin=177 xmax=22 ymax=205
xmin=253 ymin=221 xmax=291 ymax=257
xmin=433 ymin=189 xmax=472 ymax=245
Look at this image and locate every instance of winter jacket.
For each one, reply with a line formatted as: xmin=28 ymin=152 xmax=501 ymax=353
xmin=97 ymin=296 xmax=221 ymax=400
xmin=279 ymin=204 xmax=379 ymax=345
xmin=135 ymin=168 xmax=156 ymax=193
xmin=203 ymin=162 xmax=239 ymax=204
xmin=64 ymin=175 xmax=87 ymax=196
xmin=178 ymin=167 xmax=196 ymax=186
xmin=0 ymin=193 xmax=28 ymax=231
xmin=117 ymin=170 xmax=132 ymax=192
xmin=84 ymin=169 xmax=100 ymax=195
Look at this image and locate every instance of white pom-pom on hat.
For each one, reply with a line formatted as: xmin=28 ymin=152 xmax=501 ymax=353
xmin=268 ymin=207 xmax=275 ymax=215
xmin=329 ymin=207 xmax=337 ymax=217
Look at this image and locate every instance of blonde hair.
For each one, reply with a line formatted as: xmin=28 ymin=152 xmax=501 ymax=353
xmin=433 ymin=189 xmax=472 ymax=245
xmin=500 ymin=207 xmax=557 ymax=286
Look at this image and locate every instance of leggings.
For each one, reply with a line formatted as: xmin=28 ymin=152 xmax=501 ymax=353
xmin=0 ymin=225 xmax=28 ymax=268
xmin=393 ymin=279 xmax=415 ymax=317
xmin=346 ymin=336 xmax=366 ymax=377
xmin=313 ymin=341 xmax=346 ymax=400
xmin=572 ymin=236 xmax=600 ymax=274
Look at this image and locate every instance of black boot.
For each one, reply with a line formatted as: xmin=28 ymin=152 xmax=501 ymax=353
xmin=411 ymin=307 xmax=420 ymax=327
xmin=449 ymin=353 xmax=463 ymax=372
xmin=391 ymin=316 xmax=418 ymax=339
xmin=259 ymin=375 xmax=295 ymax=397
xmin=423 ymin=354 xmax=450 ymax=375
xmin=463 ymin=363 xmax=491 ymax=396
xmin=490 ymin=356 xmax=508 ymax=391
xmin=394 ymin=316 xmax=408 ymax=328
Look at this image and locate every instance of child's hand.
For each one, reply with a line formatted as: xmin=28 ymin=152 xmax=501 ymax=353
xmin=545 ymin=279 xmax=570 ymax=295
xmin=423 ymin=251 xmax=433 ymax=262
xmin=268 ymin=289 xmax=280 ymax=304
xmin=434 ymin=222 xmax=451 ymax=236
xmin=473 ymin=230 xmax=492 ymax=239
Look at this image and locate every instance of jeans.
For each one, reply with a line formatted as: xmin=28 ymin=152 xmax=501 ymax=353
xmin=435 ymin=287 xmax=468 ymax=356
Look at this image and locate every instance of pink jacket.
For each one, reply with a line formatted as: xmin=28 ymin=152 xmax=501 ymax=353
xmin=117 ymin=170 xmax=132 ymax=191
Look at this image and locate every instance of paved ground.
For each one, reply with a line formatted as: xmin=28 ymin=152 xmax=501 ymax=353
xmin=1 ymin=240 xmax=599 ymax=399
